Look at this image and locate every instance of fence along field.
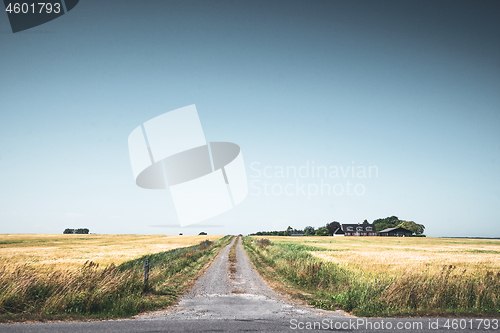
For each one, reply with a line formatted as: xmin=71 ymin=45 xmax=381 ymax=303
xmin=244 ymin=236 xmax=500 ymax=317
xmin=0 ymin=234 xmax=229 ymax=322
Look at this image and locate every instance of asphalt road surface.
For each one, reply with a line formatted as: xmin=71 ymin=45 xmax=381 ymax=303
xmin=1 ymin=238 xmax=493 ymax=332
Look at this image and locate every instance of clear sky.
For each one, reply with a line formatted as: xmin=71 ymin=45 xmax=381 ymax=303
xmin=1 ymin=0 xmax=499 ymax=237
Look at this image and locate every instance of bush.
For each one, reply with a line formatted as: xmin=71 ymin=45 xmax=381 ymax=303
xmin=199 ymin=240 xmax=213 ymax=250
xmin=256 ymin=238 xmax=272 ymax=248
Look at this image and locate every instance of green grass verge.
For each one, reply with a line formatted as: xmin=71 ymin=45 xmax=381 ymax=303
xmin=0 ymin=235 xmax=233 ymax=323
xmin=244 ymin=237 xmax=500 ymax=317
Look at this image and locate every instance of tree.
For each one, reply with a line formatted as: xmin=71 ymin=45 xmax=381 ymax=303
xmin=315 ymin=227 xmax=329 ymax=236
xmin=303 ymin=226 xmax=315 ymax=236
xmin=326 ymin=221 xmax=341 ymax=235
xmin=363 ymin=219 xmax=369 ymax=225
xmin=65 ymin=228 xmax=89 ymax=234
xmin=373 ymin=216 xmax=426 ymax=235
xmin=373 ymin=216 xmax=401 ymax=231
xmin=199 ymin=232 xmax=207 ymax=235
xmin=285 ymin=226 xmax=293 ymax=236
xmin=397 ymin=221 xmax=425 ymax=235
xmin=179 ymin=233 xmax=183 ymax=235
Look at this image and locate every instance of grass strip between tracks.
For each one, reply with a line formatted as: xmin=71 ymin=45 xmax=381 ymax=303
xmin=228 ymin=237 xmax=238 ymax=279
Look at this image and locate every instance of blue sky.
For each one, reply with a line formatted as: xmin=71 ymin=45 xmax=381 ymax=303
xmin=1 ymin=0 xmax=499 ymax=236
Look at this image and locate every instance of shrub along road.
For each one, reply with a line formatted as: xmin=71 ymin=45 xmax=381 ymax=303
xmin=1 ymin=237 xmax=490 ymax=332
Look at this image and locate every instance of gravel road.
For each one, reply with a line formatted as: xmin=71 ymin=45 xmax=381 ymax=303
xmin=138 ymin=236 xmax=346 ymax=320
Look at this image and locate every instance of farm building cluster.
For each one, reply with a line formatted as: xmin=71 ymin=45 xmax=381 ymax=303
xmin=332 ymin=224 xmax=413 ymax=237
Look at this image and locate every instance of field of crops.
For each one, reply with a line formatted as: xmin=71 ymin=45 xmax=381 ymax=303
xmin=0 ymin=234 xmax=222 ymax=269
xmin=245 ymin=236 xmax=500 ymax=317
xmin=264 ymin=236 xmax=500 ymax=276
xmin=0 ymin=234 xmax=228 ymax=322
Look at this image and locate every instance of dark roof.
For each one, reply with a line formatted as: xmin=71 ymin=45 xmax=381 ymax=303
xmin=333 ymin=228 xmax=345 ymax=234
xmin=378 ymin=227 xmax=413 ymax=234
xmin=341 ymin=224 xmax=376 ymax=232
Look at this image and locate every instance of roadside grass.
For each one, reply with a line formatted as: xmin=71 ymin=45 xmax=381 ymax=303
xmin=244 ymin=237 xmax=500 ymax=317
xmin=0 ymin=236 xmax=232 ymax=323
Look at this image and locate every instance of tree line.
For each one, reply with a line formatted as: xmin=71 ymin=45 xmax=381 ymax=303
xmin=250 ymin=216 xmax=425 ymax=236
xmin=63 ymin=228 xmax=89 ymax=234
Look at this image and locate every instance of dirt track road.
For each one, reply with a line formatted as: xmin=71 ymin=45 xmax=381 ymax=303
xmin=138 ymin=236 xmax=346 ymax=320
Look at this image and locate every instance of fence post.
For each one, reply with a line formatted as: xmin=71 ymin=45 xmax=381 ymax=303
xmin=144 ymin=258 xmax=149 ymax=284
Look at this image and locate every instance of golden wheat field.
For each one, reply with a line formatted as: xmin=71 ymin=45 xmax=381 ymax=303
xmin=0 ymin=234 xmax=222 ymax=270
xmin=264 ymin=236 xmax=500 ymax=276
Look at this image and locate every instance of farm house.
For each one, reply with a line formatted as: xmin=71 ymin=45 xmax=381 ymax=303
xmin=341 ymin=223 xmax=377 ymax=236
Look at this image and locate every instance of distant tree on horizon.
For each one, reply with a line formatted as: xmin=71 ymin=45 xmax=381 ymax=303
xmin=373 ymin=216 xmax=401 ymax=231
xmin=315 ymin=227 xmax=329 ymax=236
xmin=373 ymin=216 xmax=425 ymax=235
xmin=326 ymin=221 xmax=341 ymax=235
xmin=397 ymin=220 xmax=425 ymax=235
xmin=63 ymin=228 xmax=89 ymax=234
xmin=304 ymin=226 xmax=315 ymax=236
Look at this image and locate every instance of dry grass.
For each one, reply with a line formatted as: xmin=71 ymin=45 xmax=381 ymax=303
xmin=0 ymin=234 xmax=223 ymax=270
xmin=0 ymin=235 xmax=231 ymax=321
xmin=245 ymin=236 xmax=500 ymax=316
xmin=263 ymin=236 xmax=500 ymax=276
